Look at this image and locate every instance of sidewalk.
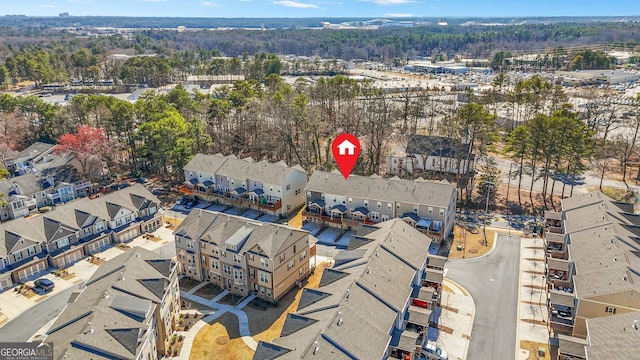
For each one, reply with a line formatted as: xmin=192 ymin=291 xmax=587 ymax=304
xmin=517 ymin=237 xmax=551 ymax=360
xmin=438 ymin=278 xmax=475 ymax=360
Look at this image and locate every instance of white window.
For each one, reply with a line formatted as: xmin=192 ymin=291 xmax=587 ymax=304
xmin=57 ymin=238 xmax=69 ymax=248
xmin=201 ymin=256 xmax=207 ymax=264
xmin=221 ymin=250 xmax=226 ymax=258
xmin=364 ymin=200 xmax=368 ymax=207
xmin=287 ymin=259 xmax=295 ymax=271
xmin=377 ymin=201 xmax=381 ymax=208
xmin=233 ymin=255 xmax=242 ymax=264
xmin=223 ymin=265 xmax=232 ymax=275
xmin=267 ymin=289 xmax=272 ymax=297
xmin=27 ymin=246 xmax=36 ymax=256
xmin=300 ymin=251 xmax=307 ymax=261
xmin=321 ymin=194 xmax=325 ymax=200
xmin=201 ymin=243 xmax=206 ymax=249
xmin=13 ymin=252 xmax=23 ymax=262
xmin=295 ymin=189 xmax=300 ymax=195
xmin=299 ymin=268 xmax=305 ymax=277
xmin=348 ymin=197 xmax=352 ymax=203
xmin=307 ymin=191 xmax=312 ymax=197
xmin=279 ymin=254 xmax=285 ymax=263
xmin=387 ymin=203 xmax=392 ymax=210
xmin=606 ymin=306 xmax=616 ymax=314
xmin=260 ymin=258 xmax=269 ymax=267
xmin=233 ymin=269 xmax=244 ymax=280
xmin=286 ymin=184 xmax=291 ymax=191
xmin=211 ymin=260 xmax=219 ymax=270
xmin=428 ymin=207 xmax=433 ymax=214
xmin=249 ymin=268 xmax=255 ymax=278
xmin=187 ymin=240 xmax=195 ymax=249
xmin=249 ymin=254 xmax=255 ymax=261
xmin=260 ymin=273 xmax=269 ymax=283
xmin=439 ymin=208 xmax=445 ymax=216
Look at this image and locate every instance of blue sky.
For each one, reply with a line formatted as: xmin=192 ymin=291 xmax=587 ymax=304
xmin=2 ymin=0 xmax=639 ymax=18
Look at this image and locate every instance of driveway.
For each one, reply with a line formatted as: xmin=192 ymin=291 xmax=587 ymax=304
xmin=0 ymin=284 xmax=80 ymax=342
xmin=445 ymin=233 xmax=521 ymax=360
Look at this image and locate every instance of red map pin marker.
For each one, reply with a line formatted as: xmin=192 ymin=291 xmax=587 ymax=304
xmin=332 ymin=133 xmax=360 ymax=179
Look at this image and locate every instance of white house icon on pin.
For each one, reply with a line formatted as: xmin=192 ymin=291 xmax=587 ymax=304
xmin=337 ymin=139 xmax=357 ymax=155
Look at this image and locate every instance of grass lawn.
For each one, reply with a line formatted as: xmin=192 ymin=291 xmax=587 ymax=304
xmin=448 ymin=225 xmax=496 ymax=259
xmin=252 ymin=263 xmax=325 ymax=343
xmin=190 ymin=312 xmax=252 ymax=360
xmin=188 ymin=263 xmax=327 ymax=359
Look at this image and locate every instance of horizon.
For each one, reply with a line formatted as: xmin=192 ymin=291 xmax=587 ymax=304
xmin=2 ymin=0 xmax=640 ymax=19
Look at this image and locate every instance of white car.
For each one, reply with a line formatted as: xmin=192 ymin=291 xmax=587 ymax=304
xmin=421 ymin=343 xmax=448 ymax=360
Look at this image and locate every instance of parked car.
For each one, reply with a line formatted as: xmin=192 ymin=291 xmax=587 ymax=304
xmin=421 ymin=343 xmax=448 ymax=360
xmin=34 ymin=278 xmax=55 ymax=292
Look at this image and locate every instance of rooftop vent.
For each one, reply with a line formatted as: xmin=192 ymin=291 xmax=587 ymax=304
xmin=313 ymin=341 xmax=319 ymax=355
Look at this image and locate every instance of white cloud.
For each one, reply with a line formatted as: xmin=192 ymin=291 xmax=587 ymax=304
xmin=41 ymin=4 xmax=57 ymax=8
xmin=384 ymin=13 xmax=415 ymax=17
xmin=273 ymin=1 xmax=319 ymax=8
xmin=361 ymin=0 xmax=415 ymax=5
xmin=200 ymin=1 xmax=219 ymax=5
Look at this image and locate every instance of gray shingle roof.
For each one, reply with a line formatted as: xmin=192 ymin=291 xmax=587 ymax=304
xmin=183 ymin=153 xmax=306 ymax=186
xmin=307 ymin=170 xmax=456 ymax=209
xmin=255 ymin=218 xmax=433 ymax=360
xmin=175 ymin=210 xmax=308 ymax=258
xmin=45 ymin=247 xmax=174 ymax=360
xmin=585 ymin=311 xmax=640 ymax=359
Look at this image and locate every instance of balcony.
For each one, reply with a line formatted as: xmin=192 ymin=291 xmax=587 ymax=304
xmin=179 ymin=184 xmax=194 ymax=195
xmin=302 ymin=211 xmax=345 ymax=226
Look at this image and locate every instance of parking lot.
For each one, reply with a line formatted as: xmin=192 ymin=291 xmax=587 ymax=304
xmin=171 ymin=198 xmax=278 ymax=223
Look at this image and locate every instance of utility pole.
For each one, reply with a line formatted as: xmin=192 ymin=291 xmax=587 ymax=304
xmin=506 ymin=162 xmax=513 ymax=236
xmin=483 ymin=181 xmax=494 ymax=246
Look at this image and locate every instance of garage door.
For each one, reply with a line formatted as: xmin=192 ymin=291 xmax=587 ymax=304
xmin=0 ymin=278 xmax=12 ymax=291
xmin=89 ymin=237 xmax=110 ymax=253
xmin=18 ymin=262 xmax=45 ymax=282
xmin=64 ymin=251 xmax=81 ymax=265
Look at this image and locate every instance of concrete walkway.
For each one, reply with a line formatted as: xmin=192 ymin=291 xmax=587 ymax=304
xmin=439 ymin=278 xmax=475 ymax=360
xmin=179 ymin=291 xmax=259 ymax=351
xmin=517 ymin=237 xmax=550 ymax=360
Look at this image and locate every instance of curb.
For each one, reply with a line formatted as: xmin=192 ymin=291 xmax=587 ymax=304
xmin=443 ymin=278 xmax=475 ymax=360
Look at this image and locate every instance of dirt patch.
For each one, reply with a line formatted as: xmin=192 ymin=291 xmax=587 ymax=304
xmin=252 ymin=263 xmax=326 ymax=344
xmin=193 ymin=283 xmax=225 ymax=300
xmin=177 ymin=312 xmax=204 ymax=332
xmin=217 ymin=293 xmax=245 ymax=306
xmin=62 ymin=273 xmax=76 ymax=281
xmin=520 ymin=340 xmax=551 ymax=360
xmin=449 ymin=226 xmax=496 ymax=259
xmin=600 ymin=185 xmax=634 ymax=202
xmin=179 ymin=278 xmax=200 ymax=293
xmin=190 ymin=312 xmax=252 ymax=360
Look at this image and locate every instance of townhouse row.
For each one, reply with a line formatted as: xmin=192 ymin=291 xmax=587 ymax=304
xmin=179 ymin=153 xmax=307 ymax=217
xmin=253 ymin=218 xmax=447 ymax=360
xmin=45 ymin=247 xmax=181 ymax=360
xmin=174 ymin=210 xmax=310 ymax=302
xmin=543 ymin=191 xmax=640 ymax=359
xmin=0 ymin=184 xmax=163 ymax=291
xmin=181 ymin=153 xmax=458 ymax=240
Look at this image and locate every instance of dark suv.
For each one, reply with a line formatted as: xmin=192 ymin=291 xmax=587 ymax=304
xmin=34 ymin=278 xmax=55 ymax=291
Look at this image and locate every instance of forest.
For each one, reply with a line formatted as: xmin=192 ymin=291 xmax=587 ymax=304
xmin=1 ymin=20 xmax=640 ymax=214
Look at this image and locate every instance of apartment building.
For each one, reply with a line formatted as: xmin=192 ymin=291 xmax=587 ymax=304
xmin=304 ymin=170 xmax=457 ymax=240
xmin=44 ymin=247 xmax=181 ymax=359
xmin=174 ymin=210 xmax=310 ymax=301
xmin=253 ymin=218 xmax=445 ymax=360
xmin=0 ymin=184 xmax=162 ymax=291
xmin=387 ymin=135 xmax=475 ymax=177
xmin=543 ymin=191 xmax=640 ymax=359
xmin=0 ymin=165 xmax=93 ymax=221
xmin=180 ymin=153 xmax=307 ymax=217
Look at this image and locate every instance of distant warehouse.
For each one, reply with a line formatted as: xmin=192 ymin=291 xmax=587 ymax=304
xmin=556 ymin=70 xmax=639 ymax=86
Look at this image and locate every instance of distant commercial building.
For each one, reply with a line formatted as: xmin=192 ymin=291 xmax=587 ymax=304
xmin=556 ymin=70 xmax=639 ymax=86
xmin=387 ymin=135 xmax=475 ymax=177
xmin=544 ymin=191 xmax=640 ymax=359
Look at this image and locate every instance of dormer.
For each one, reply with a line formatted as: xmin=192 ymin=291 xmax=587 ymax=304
xmin=225 ymin=226 xmax=253 ymax=252
xmin=10 ymin=183 xmax=21 ymax=195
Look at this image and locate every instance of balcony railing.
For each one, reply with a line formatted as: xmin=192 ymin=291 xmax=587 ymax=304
xmin=179 ymin=185 xmax=194 ymax=195
xmin=303 ymin=211 xmax=345 ymax=225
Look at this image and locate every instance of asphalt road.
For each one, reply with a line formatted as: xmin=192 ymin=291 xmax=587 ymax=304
xmin=446 ymin=233 xmax=521 ymax=360
xmin=0 ymin=284 xmax=80 ymax=342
